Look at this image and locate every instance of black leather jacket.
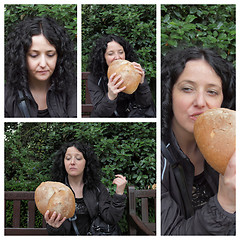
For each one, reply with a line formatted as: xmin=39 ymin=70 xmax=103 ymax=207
xmin=5 ymin=84 xmax=77 ymax=118
xmin=46 ymin=181 xmax=126 ymax=235
xmin=161 ymin=130 xmax=235 ymax=235
xmin=88 ymin=74 xmax=153 ymax=117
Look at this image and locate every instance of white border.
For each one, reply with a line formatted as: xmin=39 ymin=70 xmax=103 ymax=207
xmin=1 ymin=1 xmax=239 ymax=240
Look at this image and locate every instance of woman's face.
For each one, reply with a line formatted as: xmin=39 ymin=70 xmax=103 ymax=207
xmin=104 ymin=40 xmax=125 ymax=66
xmin=172 ymin=59 xmax=224 ymax=134
xmin=26 ymin=34 xmax=57 ymax=83
xmin=64 ymin=146 xmax=86 ymax=178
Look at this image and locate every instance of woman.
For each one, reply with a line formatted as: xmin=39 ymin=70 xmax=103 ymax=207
xmin=161 ymin=47 xmax=236 ymax=235
xmin=45 ymin=141 xmax=127 ymax=235
xmin=5 ymin=16 xmax=77 ymax=118
xmin=87 ymin=34 xmax=155 ymax=117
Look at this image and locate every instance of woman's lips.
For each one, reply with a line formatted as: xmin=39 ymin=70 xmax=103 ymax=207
xmin=70 ymin=168 xmax=76 ymax=170
xmin=190 ymin=112 xmax=204 ymax=121
xmin=37 ymin=70 xmax=49 ymax=74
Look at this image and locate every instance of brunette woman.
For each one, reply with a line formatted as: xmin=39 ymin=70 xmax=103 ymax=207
xmin=45 ymin=141 xmax=127 ymax=235
xmin=161 ymin=47 xmax=236 ymax=235
xmin=87 ymin=34 xmax=155 ymax=117
xmin=5 ymin=16 xmax=76 ymax=117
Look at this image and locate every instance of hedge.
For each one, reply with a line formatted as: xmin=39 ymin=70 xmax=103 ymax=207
xmin=4 ymin=4 xmax=77 ymax=46
xmin=161 ymin=4 xmax=236 ymax=65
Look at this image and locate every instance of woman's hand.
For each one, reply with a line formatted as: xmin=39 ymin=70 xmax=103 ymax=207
xmin=107 ymin=73 xmax=126 ymax=100
xmin=132 ymin=62 xmax=145 ymax=84
xmin=217 ymin=151 xmax=236 ymax=213
xmin=44 ymin=210 xmax=66 ymax=228
xmin=113 ymin=174 xmax=127 ymax=195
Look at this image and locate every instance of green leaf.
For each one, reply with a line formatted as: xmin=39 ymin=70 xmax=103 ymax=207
xmin=186 ymin=14 xmax=197 ymax=23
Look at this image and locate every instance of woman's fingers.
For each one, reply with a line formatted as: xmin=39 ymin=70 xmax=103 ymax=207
xmin=113 ymin=174 xmax=127 ymax=195
xmin=217 ymin=151 xmax=236 ymax=213
xmin=108 ymin=73 xmax=126 ymax=100
xmin=44 ymin=210 xmax=50 ymax=221
xmin=44 ymin=210 xmax=66 ymax=228
xmin=131 ymin=62 xmax=145 ymax=83
xmin=224 ymin=151 xmax=236 ymax=177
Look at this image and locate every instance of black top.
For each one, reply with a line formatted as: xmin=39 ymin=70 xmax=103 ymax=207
xmin=192 ymin=172 xmax=214 ymax=211
xmin=73 ymin=198 xmax=91 ymax=235
xmin=37 ymin=109 xmax=50 ymax=118
xmin=5 ymin=84 xmax=77 ymax=118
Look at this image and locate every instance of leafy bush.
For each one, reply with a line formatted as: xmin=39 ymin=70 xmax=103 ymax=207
xmin=161 ymin=4 xmax=236 ymax=64
xmin=82 ymin=4 xmax=156 ymax=100
xmin=5 ymin=122 xmax=156 ymax=233
xmin=4 ymin=4 xmax=77 ymax=47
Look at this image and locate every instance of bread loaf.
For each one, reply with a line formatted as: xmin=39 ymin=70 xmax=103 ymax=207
xmin=35 ymin=181 xmax=75 ymax=219
xmin=107 ymin=59 xmax=141 ymax=94
xmin=194 ymin=108 xmax=235 ymax=175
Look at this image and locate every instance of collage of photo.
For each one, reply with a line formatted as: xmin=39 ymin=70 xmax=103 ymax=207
xmin=3 ymin=1 xmax=236 ymax=238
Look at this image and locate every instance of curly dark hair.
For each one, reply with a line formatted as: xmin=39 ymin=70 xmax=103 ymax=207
xmin=51 ymin=141 xmax=102 ymax=188
xmin=161 ymin=47 xmax=236 ymax=139
xmin=5 ymin=16 xmax=76 ymax=92
xmin=88 ymin=34 xmax=139 ymax=80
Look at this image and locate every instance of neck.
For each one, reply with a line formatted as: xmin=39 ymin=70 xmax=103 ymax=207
xmin=172 ymin=120 xmax=196 ymax=153
xmin=67 ymin=175 xmax=84 ymax=198
xmin=28 ymin=78 xmax=51 ymax=92
xmin=67 ymin=174 xmax=84 ymax=188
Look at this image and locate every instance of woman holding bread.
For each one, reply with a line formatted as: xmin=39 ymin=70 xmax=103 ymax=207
xmin=5 ymin=16 xmax=77 ymax=118
xmin=161 ymin=47 xmax=236 ymax=235
xmin=45 ymin=141 xmax=127 ymax=235
xmin=87 ymin=34 xmax=155 ymax=117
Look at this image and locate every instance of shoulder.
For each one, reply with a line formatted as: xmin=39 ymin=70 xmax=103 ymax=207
xmin=5 ymin=84 xmax=15 ymax=96
xmin=95 ymin=181 xmax=108 ymax=193
xmin=5 ymin=84 xmax=17 ymax=106
xmin=84 ymin=181 xmax=107 ymax=195
xmin=88 ymin=73 xmax=105 ymax=85
xmin=88 ymin=73 xmax=97 ymax=82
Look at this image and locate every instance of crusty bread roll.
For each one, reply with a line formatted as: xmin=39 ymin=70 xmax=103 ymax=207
xmin=107 ymin=59 xmax=141 ymax=94
xmin=35 ymin=181 xmax=75 ymax=219
xmin=194 ymin=108 xmax=236 ymax=175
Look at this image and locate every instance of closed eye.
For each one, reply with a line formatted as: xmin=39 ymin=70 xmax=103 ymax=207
xmin=181 ymin=87 xmax=193 ymax=93
xmin=207 ymin=90 xmax=219 ymax=96
xmin=29 ymin=54 xmax=38 ymax=58
xmin=47 ymin=52 xmax=56 ymax=57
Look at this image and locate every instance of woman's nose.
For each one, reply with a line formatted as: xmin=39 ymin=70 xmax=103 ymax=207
xmin=194 ymin=91 xmax=206 ymax=108
xmin=39 ymin=55 xmax=47 ymax=67
xmin=114 ymin=53 xmax=121 ymax=60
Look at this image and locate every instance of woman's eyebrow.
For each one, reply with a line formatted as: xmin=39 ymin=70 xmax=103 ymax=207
xmin=177 ymin=80 xmax=196 ymax=85
xmin=178 ymin=80 xmax=222 ymax=88
xmin=28 ymin=49 xmax=56 ymax=53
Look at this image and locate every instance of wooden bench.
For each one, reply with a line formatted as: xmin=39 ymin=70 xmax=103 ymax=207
xmin=5 ymin=187 xmax=156 ymax=236
xmin=82 ymin=72 xmax=93 ymax=117
xmin=127 ymin=186 xmax=156 ymax=235
xmin=5 ymin=191 xmax=48 ymax=235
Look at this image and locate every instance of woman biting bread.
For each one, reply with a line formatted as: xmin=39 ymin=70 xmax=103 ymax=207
xmin=87 ymin=34 xmax=155 ymax=117
xmin=161 ymin=47 xmax=236 ymax=235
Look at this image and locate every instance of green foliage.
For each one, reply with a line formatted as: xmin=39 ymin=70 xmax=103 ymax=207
xmin=5 ymin=122 xmax=156 ymax=233
xmin=82 ymin=4 xmax=156 ymax=100
xmin=4 ymin=4 xmax=77 ymax=46
xmin=161 ymin=4 xmax=236 ymax=64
